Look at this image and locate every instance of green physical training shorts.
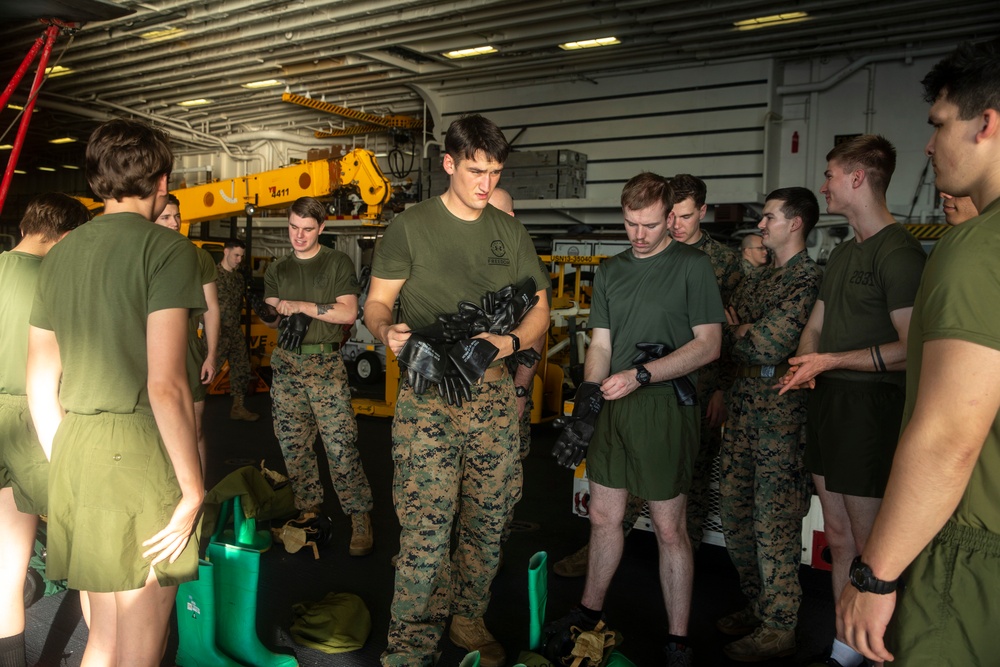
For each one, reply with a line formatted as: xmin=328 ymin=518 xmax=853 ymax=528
xmin=0 ymin=393 xmax=49 ymax=515
xmin=889 ymin=520 xmax=1000 ymax=664
xmin=588 ymin=384 xmax=699 ymax=501
xmin=804 ymin=377 xmax=903 ymax=498
xmin=46 ymin=411 xmax=199 ymax=592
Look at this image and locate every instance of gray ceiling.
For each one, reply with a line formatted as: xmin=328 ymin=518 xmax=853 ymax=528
xmin=1 ymin=0 xmax=996 ymax=172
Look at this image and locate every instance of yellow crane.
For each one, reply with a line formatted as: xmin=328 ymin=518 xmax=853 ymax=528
xmin=173 ymin=147 xmax=391 ymax=234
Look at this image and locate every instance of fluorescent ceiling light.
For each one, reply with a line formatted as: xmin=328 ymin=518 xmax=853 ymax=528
xmin=62 ymin=164 xmax=80 ymax=170
xmin=242 ymin=79 xmax=284 ymax=89
xmin=443 ymin=45 xmax=497 ymax=59
xmin=559 ymin=37 xmax=620 ymax=50
xmin=48 ymin=136 xmax=77 ymax=144
xmin=45 ymin=65 xmax=72 ymax=77
xmin=38 ymin=166 xmax=56 ymax=172
xmin=178 ymin=98 xmax=213 ymax=107
xmin=0 ymin=144 xmax=12 ymax=150
xmin=734 ymin=12 xmax=809 ymax=31
xmin=14 ymin=169 xmax=25 ymax=174
xmin=139 ymin=26 xmax=185 ymax=41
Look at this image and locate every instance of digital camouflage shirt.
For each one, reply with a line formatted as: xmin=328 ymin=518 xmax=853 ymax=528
xmin=725 ymin=249 xmax=821 ymax=428
xmin=690 ymin=232 xmax=743 ymax=400
xmin=216 ymin=264 xmax=245 ymax=331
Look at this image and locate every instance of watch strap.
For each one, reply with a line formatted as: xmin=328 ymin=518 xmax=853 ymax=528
xmin=850 ymin=556 xmax=898 ymax=594
xmin=507 ymin=332 xmax=520 ymax=353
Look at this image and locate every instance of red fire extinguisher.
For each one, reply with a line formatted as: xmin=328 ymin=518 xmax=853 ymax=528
xmin=792 ymin=131 xmax=800 ymax=154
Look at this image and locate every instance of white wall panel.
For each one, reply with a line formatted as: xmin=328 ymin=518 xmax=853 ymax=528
xmin=435 ymin=60 xmax=773 ymax=211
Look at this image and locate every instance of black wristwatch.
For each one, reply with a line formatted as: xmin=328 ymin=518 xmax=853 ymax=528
xmin=515 ymin=385 xmax=529 ymax=398
xmin=507 ymin=332 xmax=521 ymax=353
xmin=849 ymin=556 xmax=898 ymax=594
xmin=634 ymin=365 xmax=652 ymax=386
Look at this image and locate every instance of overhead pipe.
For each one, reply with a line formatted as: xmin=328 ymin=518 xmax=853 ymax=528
xmin=43 ymin=0 xmax=610 ymax=90
xmin=40 ymin=0 xmax=479 ymax=70
xmin=776 ymin=45 xmax=955 ymax=96
xmin=115 ymin=66 xmax=391 ymax=112
xmin=38 ymin=96 xmax=258 ymax=160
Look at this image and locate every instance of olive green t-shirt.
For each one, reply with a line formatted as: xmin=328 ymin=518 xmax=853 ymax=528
xmin=589 ymin=241 xmax=725 ymax=384
xmin=263 ymin=245 xmax=360 ymax=346
xmin=0 ymin=251 xmax=42 ymax=396
xmin=903 ymin=197 xmax=1000 ymax=533
xmin=371 ymin=197 xmax=549 ymax=330
xmin=818 ymin=223 xmax=925 ymax=383
xmin=186 ymin=247 xmax=218 ymax=393
xmin=30 ymin=212 xmax=206 ymax=415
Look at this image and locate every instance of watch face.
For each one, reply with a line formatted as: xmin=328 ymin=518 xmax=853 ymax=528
xmin=636 ymin=367 xmax=651 ymax=385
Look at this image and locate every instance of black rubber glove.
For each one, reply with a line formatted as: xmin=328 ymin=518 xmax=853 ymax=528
xmin=247 ymin=290 xmax=279 ymax=325
xmin=461 ymin=301 xmax=491 ymax=335
xmin=630 ymin=342 xmax=698 ymax=407
xmin=411 ymin=314 xmax=473 ymax=344
xmin=397 ymin=335 xmax=449 ymax=390
xmin=631 ymin=342 xmax=667 ymax=365
xmin=438 ymin=366 xmax=473 ymax=408
xmin=277 ymin=313 xmax=311 ymax=350
xmin=487 ymin=278 xmax=539 ymax=335
xmin=551 ymin=382 xmax=604 ymax=468
xmin=505 ymin=348 xmax=542 ymax=375
xmin=481 ymin=290 xmax=497 ymax=317
xmin=510 ymin=277 xmax=538 ymax=322
xmin=447 ymin=338 xmax=500 ymax=385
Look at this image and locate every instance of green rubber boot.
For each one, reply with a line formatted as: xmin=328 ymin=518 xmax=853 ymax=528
xmin=208 ymin=541 xmax=298 ymax=666
xmin=459 ymin=651 xmax=481 ymax=667
xmin=527 ymin=551 xmax=548 ymax=652
xmin=212 ymin=495 xmax=272 ymax=551
xmin=174 ymin=560 xmax=244 ymax=667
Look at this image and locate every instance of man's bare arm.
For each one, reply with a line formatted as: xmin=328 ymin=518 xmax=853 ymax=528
xmin=476 ymin=289 xmax=550 ymax=359
xmin=780 ymin=305 xmax=912 ymax=394
xmin=26 ymin=326 xmax=64 ymax=461
xmin=273 ymin=295 xmax=359 ymax=326
xmin=263 ymin=296 xmax=282 ymax=330
xmin=363 ymin=277 xmax=409 ymax=354
xmin=600 ymin=322 xmax=721 ymax=401
xmin=201 ymin=281 xmax=221 ymax=383
xmin=513 ymin=336 xmax=544 ymax=418
xmin=583 ymin=327 xmax=613 ymax=384
xmin=142 ymin=307 xmax=204 ymax=567
xmin=838 ymin=337 xmax=1000 ymax=663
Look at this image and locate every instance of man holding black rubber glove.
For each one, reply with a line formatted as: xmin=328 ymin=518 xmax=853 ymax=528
xmin=264 ymin=196 xmax=375 ymax=558
xmin=546 ymin=172 xmax=723 ymax=667
xmin=398 ymin=277 xmax=538 ymax=407
xmin=365 ymin=114 xmax=549 ymax=667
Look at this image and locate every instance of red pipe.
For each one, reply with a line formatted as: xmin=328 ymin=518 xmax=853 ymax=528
xmin=0 ymin=32 xmax=47 ymax=110
xmin=0 ymin=24 xmax=59 ymax=216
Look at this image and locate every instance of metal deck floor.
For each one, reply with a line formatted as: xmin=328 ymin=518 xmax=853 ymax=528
xmin=25 ymin=392 xmax=837 ymax=666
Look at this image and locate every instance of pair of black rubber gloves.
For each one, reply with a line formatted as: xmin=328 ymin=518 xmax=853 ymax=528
xmin=241 ymin=272 xmax=314 ymax=351
xmin=397 ymin=277 xmax=540 ymax=408
xmin=551 ymin=342 xmax=698 ymax=468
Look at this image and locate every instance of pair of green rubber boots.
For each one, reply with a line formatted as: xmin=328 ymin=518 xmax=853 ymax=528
xmin=175 ymin=495 xmax=295 ymax=667
xmin=175 ymin=543 xmax=297 ymax=667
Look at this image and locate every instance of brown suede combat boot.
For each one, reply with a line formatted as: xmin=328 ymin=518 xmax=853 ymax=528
xmin=230 ymin=396 xmax=260 ymax=422
xmin=349 ymin=512 xmax=374 ymax=556
xmin=449 ymin=615 xmax=505 ymax=667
